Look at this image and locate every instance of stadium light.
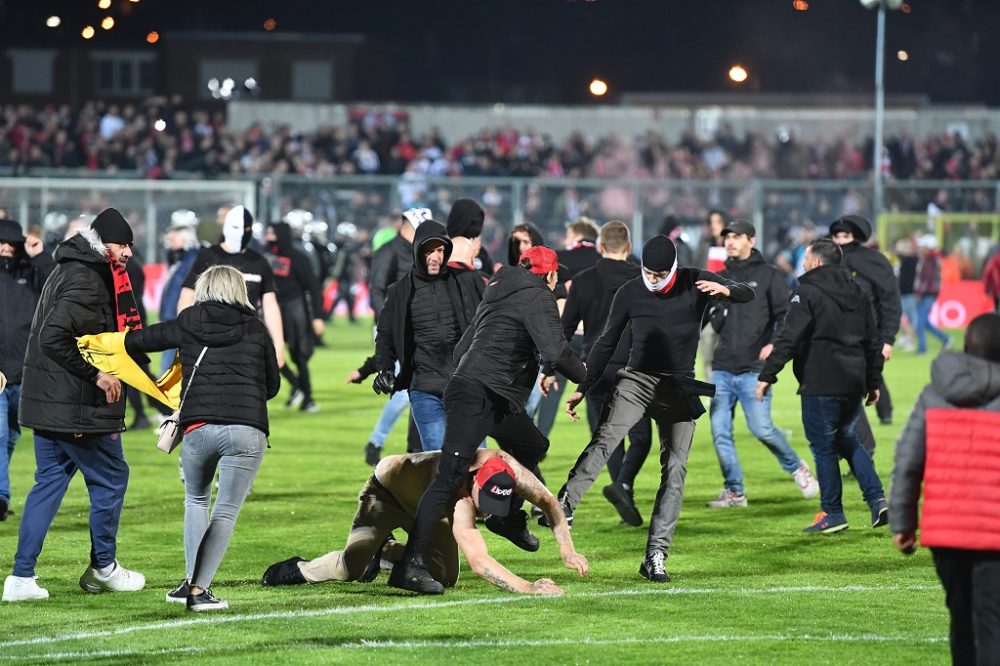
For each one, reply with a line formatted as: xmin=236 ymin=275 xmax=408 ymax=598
xmin=263 ymin=18 xmax=277 ymax=31
xmin=146 ymin=31 xmax=160 ymax=44
xmin=45 ymin=16 xmax=61 ymax=28
xmin=792 ymin=0 xmax=809 ymax=10
xmin=101 ymin=16 xmax=115 ymax=30
xmin=154 ymin=119 xmax=166 ymax=132
xmin=728 ymin=64 xmax=748 ymax=83
xmin=81 ymin=25 xmax=96 ymax=39
xmin=97 ymin=0 xmax=111 ymax=8
xmin=897 ymin=49 xmax=908 ymax=61
xmin=589 ymin=78 xmax=608 ymax=96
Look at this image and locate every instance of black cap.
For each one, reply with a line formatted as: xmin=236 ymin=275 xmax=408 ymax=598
xmin=721 ymin=219 xmax=756 ymax=238
xmin=641 ymin=235 xmax=677 ymax=272
xmin=474 ymin=457 xmax=518 ymax=517
xmin=446 ymin=199 xmax=485 ymax=239
xmin=91 ymin=208 xmax=133 ymax=245
xmin=0 ymin=219 xmax=26 ymax=244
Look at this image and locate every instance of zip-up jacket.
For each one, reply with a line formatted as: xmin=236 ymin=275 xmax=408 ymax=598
xmin=369 ymin=234 xmax=413 ymax=321
xmin=0 ymin=249 xmax=55 ymax=383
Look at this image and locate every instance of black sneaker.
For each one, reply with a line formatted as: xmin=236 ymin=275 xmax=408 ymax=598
xmin=165 ymin=579 xmax=190 ymax=604
xmin=870 ymin=497 xmax=889 ymax=528
xmin=364 ymin=442 xmax=381 ymax=467
xmin=187 ymin=589 xmax=228 ymax=612
xmin=485 ymin=510 xmax=540 ymax=552
xmin=301 ymin=400 xmax=319 ymax=413
xmin=639 ymin=550 xmax=670 ymax=583
xmin=261 ymin=556 xmax=307 ymax=586
xmin=538 ymin=494 xmax=573 ymax=528
xmin=602 ymin=483 xmax=643 ymax=527
xmin=0 ymin=497 xmax=8 ymax=521
xmin=358 ymin=534 xmax=396 ymax=583
xmin=387 ymin=554 xmax=444 ymax=595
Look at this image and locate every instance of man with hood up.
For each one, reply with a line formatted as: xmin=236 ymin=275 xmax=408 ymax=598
xmin=373 ymin=220 xmax=486 ymax=451
xmin=264 ymin=221 xmax=325 ymax=413
xmin=706 ymin=220 xmax=818 ymax=509
xmin=756 ymin=239 xmax=888 ymax=536
xmin=178 ymin=206 xmax=284 ymax=367
xmin=389 ymin=246 xmax=586 ymax=595
xmin=889 ymin=313 xmax=1000 ymax=665
xmin=4 ymin=209 xmax=145 ymax=602
xmin=830 ymin=214 xmax=900 ymax=442
xmin=0 ymin=219 xmax=55 ymax=522
xmin=445 ymin=198 xmax=490 ymax=278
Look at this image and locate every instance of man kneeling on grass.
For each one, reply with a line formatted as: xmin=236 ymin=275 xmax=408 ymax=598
xmin=261 ymin=449 xmax=588 ymax=595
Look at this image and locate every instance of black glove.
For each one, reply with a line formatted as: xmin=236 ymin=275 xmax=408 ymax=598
xmin=373 ymin=370 xmax=395 ymax=395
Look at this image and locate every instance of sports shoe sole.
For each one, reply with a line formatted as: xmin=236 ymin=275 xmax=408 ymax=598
xmin=602 ymin=484 xmax=643 ymax=527
xmin=804 ymin=523 xmax=850 ymax=535
xmin=188 ymin=600 xmax=229 ymax=612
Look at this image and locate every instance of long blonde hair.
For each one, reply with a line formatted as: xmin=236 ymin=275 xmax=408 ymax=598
xmin=193 ymin=265 xmax=252 ymax=309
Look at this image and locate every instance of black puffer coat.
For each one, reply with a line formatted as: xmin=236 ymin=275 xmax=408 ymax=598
xmin=0 ymin=248 xmax=55 ymax=383
xmin=125 ymin=301 xmax=280 ymax=435
xmin=20 ymin=231 xmax=124 ymax=434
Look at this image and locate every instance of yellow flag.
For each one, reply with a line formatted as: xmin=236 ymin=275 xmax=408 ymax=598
xmin=77 ymin=330 xmax=182 ymax=410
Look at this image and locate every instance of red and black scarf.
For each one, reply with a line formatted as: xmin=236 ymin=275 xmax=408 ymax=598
xmin=110 ymin=259 xmax=142 ymax=332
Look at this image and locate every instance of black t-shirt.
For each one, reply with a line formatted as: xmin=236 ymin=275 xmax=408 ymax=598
xmin=182 ymin=245 xmax=276 ymax=307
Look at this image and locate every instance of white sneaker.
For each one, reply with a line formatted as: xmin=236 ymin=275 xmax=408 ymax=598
xmin=79 ymin=561 xmax=146 ymax=594
xmin=3 ymin=575 xmax=49 ymax=602
xmin=793 ymin=462 xmax=820 ymax=499
xmin=706 ymin=488 xmax=749 ymax=508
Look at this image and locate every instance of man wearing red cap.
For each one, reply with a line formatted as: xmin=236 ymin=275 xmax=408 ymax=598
xmin=389 ymin=245 xmax=586 ymax=594
xmin=261 ymin=449 xmax=587 ymax=595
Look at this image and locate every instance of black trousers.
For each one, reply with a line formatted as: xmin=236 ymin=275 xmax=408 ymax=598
xmin=406 ymin=376 xmax=549 ymax=557
xmin=932 ymin=548 xmax=1000 ymax=666
xmin=280 ymin=297 xmax=315 ymax=400
xmin=586 ymin=368 xmax=652 ymax=488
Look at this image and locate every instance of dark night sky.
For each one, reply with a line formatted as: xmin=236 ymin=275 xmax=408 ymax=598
xmin=1 ymin=0 xmax=996 ymax=105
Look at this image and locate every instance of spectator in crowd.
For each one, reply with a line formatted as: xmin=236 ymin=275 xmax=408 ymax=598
xmin=757 ymin=239 xmax=888 ymax=535
xmin=895 ymin=237 xmax=920 ymax=352
xmin=4 ymin=209 xmax=143 ymax=602
xmin=706 ymin=220 xmax=818 ymax=509
xmin=914 ymin=234 xmax=952 ymax=355
xmin=0 ymin=220 xmax=55 ymax=522
xmin=327 ymin=223 xmax=364 ymax=324
xmin=557 ymin=217 xmax=601 ymax=279
xmin=889 ymin=313 xmax=1000 ymax=666
xmin=159 ymin=213 xmax=203 ymax=373
xmin=697 ymin=210 xmax=728 ymax=381
xmin=123 ymin=265 xmax=280 ymax=612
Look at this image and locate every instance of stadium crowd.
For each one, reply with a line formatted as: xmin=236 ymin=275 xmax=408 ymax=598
xmin=3 ymin=99 xmax=1000 ymax=184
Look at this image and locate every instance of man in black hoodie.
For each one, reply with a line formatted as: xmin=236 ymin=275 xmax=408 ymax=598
xmin=265 ymin=221 xmax=326 ymax=413
xmin=552 ymin=221 xmax=651 ymax=527
xmin=831 ymin=214 xmax=900 ymax=444
xmin=551 ymin=236 xmax=755 ymax=584
xmin=0 ymin=220 xmax=54 ymax=521
xmin=373 ymin=220 xmax=485 ymax=451
xmin=757 ymin=239 xmax=888 ymax=535
xmin=706 ymin=220 xmax=818 ymax=508
xmin=389 ymin=246 xmax=586 ymax=595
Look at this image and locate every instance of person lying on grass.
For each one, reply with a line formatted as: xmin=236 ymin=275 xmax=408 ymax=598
xmin=262 ymin=449 xmax=588 ymax=595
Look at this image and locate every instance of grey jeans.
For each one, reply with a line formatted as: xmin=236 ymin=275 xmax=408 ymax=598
xmin=562 ymin=368 xmax=696 ymax=555
xmin=182 ymin=424 xmax=267 ymax=590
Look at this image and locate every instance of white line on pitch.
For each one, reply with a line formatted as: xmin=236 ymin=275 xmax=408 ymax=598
xmin=0 ymin=583 xmax=941 ymax=651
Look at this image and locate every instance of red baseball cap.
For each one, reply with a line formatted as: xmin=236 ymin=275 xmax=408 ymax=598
xmin=520 ymin=245 xmax=559 ymax=275
xmin=475 ymin=457 xmax=518 ymax=517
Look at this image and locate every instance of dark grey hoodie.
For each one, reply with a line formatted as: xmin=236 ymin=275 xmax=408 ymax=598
xmin=889 ymin=351 xmax=1000 ymax=534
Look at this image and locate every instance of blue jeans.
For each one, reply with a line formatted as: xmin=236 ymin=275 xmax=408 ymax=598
xmin=369 ymin=390 xmax=409 ymax=447
xmin=14 ymin=430 xmax=130 ymax=577
xmin=900 ymin=293 xmax=918 ymax=332
xmin=182 ymin=424 xmax=266 ymax=589
xmin=0 ymin=384 xmax=22 ymax=503
xmin=917 ymin=293 xmax=949 ymax=352
xmin=710 ymin=370 xmax=801 ymax=494
xmin=409 ymin=390 xmax=447 ymax=451
xmin=800 ymin=395 xmax=884 ymax=519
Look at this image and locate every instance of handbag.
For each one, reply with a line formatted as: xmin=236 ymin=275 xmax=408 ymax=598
xmin=155 ymin=347 xmax=208 ymax=454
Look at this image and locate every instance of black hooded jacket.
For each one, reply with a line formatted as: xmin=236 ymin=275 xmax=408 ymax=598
xmin=759 ymin=265 xmax=884 ymax=396
xmin=266 ymin=221 xmax=324 ymax=317
xmin=125 ymin=300 xmax=280 ymax=435
xmin=710 ymin=249 xmax=790 ymax=374
xmin=840 ymin=242 xmax=902 ymax=346
xmin=376 ymin=221 xmax=486 ymax=396
xmin=507 ymin=224 xmax=544 ymax=266
xmin=452 ymin=266 xmax=586 ymax=410
xmin=0 ymin=246 xmax=55 ymax=382
xmin=369 ymin=234 xmax=413 ymax=320
xmin=562 ymin=258 xmax=639 ymax=362
xmin=20 ymin=232 xmax=125 ymax=434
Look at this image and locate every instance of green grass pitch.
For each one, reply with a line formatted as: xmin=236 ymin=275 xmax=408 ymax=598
xmin=0 ymin=319 xmax=953 ymax=664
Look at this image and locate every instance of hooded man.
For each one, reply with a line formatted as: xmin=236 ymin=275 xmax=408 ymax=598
xmin=446 ymin=198 xmax=491 ymax=276
xmin=389 ymin=245 xmax=587 ymax=595
xmin=265 ymin=221 xmax=325 ymax=413
xmin=506 ymin=222 xmax=544 ymax=267
xmin=549 ymin=235 xmax=755 ymax=584
xmin=0 ymin=220 xmax=55 ymax=522
xmin=757 ymin=239 xmax=888 ymax=535
xmin=5 ymin=209 xmax=145 ymax=602
xmin=178 ymin=206 xmax=284 ymax=367
xmin=830 ymin=214 xmax=900 ymax=440
xmin=889 ymin=313 xmax=1000 ymax=665
xmin=373 ymin=220 xmax=486 ymax=451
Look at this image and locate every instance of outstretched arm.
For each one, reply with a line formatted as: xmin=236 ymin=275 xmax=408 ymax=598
xmin=452 ymin=499 xmax=563 ymax=595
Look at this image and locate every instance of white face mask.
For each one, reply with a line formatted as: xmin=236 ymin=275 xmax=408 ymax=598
xmin=223 ymin=206 xmax=252 ymax=253
xmin=641 ymin=258 xmax=677 ymax=292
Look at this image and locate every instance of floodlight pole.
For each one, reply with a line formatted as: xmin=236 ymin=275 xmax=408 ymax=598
xmin=872 ymin=2 xmax=887 ymax=223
